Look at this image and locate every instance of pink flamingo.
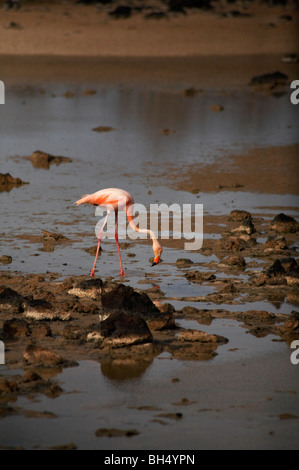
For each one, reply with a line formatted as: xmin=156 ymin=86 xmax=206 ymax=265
xmin=75 ymin=188 xmax=162 ymax=276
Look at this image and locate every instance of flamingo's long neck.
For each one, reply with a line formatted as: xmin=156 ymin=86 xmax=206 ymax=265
xmin=126 ymin=211 xmax=157 ymax=242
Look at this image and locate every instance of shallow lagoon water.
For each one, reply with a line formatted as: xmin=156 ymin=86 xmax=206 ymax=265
xmin=1 ymin=85 xmax=299 ymax=449
xmin=0 ymin=328 xmax=295 ymax=450
xmin=1 ymin=86 xmax=298 ymax=281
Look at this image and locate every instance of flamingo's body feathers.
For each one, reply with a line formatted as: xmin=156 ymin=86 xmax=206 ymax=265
xmin=75 ymin=188 xmax=133 ymax=210
xmin=75 ymin=187 xmax=162 ymax=275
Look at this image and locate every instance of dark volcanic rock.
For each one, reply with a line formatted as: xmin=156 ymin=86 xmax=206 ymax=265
xmin=3 ymin=318 xmax=31 ymax=338
xmin=176 ymin=258 xmax=194 ymax=267
xmin=23 ymin=297 xmax=70 ymax=321
xmin=40 ymin=230 xmax=70 ymax=253
xmin=229 ymin=210 xmax=252 ymax=222
xmin=3 ymin=317 xmax=52 ymax=339
xmin=23 ymin=344 xmax=77 ymax=368
xmin=68 ymin=280 xmax=175 ymax=330
xmin=100 ymin=311 xmax=153 ymax=348
xmin=30 ymin=322 xmax=52 ymax=337
xmin=185 ymin=271 xmax=216 ymax=282
xmin=231 ymin=218 xmax=255 ymax=235
xmin=263 ymin=235 xmax=287 ymax=252
xmin=0 ymin=172 xmax=28 ymax=188
xmin=217 ymin=236 xmax=248 ymax=252
xmin=62 ymin=324 xmax=82 ymax=340
xmin=28 ymin=150 xmax=72 ymax=169
xmin=92 ymin=125 xmax=115 ymax=133
xmin=167 ymin=0 xmax=187 ymax=13
xmin=280 ymin=258 xmax=298 ymax=273
xmin=101 ymin=283 xmax=174 ymax=330
xmin=95 ymin=427 xmax=139 ymax=438
xmin=177 ymin=329 xmax=227 ymax=344
xmin=283 ymin=311 xmax=299 ymax=333
xmin=270 ymin=213 xmax=299 ymax=233
xmin=286 ymin=267 xmax=299 ymax=286
xmin=266 ymin=259 xmax=286 ymax=277
xmin=166 ymin=328 xmax=228 ymax=361
xmin=238 ymin=310 xmax=276 ymax=325
xmin=0 ymin=371 xmax=63 ymax=402
xmin=249 ymin=71 xmax=288 ymax=87
xmin=68 ymin=278 xmax=104 ymax=300
xmin=108 ymin=5 xmax=132 ymax=18
xmin=101 ymin=284 xmax=158 ymax=313
xmin=77 ymin=0 xmax=112 ymax=3
xmin=167 ymin=0 xmax=212 ymax=9
xmin=181 ymin=306 xmax=213 ymax=325
xmin=183 ymin=87 xmax=203 ymax=97
xmin=262 ymin=259 xmax=299 ymax=286
xmin=154 ymin=303 xmax=176 ymax=330
xmin=0 ymin=255 xmax=12 ymax=264
xmin=145 ymin=11 xmax=168 ymax=19
xmin=0 ymin=287 xmax=25 ymax=313
xmin=277 ymin=311 xmax=299 ymax=339
xmin=23 ymin=345 xmax=64 ymax=367
xmin=42 ymin=230 xmax=68 ymax=242
xmin=221 ymin=255 xmax=246 ymax=267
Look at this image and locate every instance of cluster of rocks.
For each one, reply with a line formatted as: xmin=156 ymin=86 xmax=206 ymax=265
xmin=0 ymin=273 xmax=230 ymax=402
xmin=225 ymin=211 xmax=299 ymax=288
xmin=253 ymin=257 xmax=299 ymax=287
xmin=191 ymin=210 xmax=298 ymax=282
xmin=176 ymin=209 xmax=298 ymax=314
xmin=0 ymin=369 xmax=63 ymax=419
xmin=217 ymin=210 xmax=298 ymax=256
xmin=1 ymin=150 xmax=72 ymax=195
xmin=0 ymin=206 xmax=298 ymax=407
xmin=75 ymin=0 xmax=214 ymax=18
xmin=73 ymin=0 xmax=293 ymax=19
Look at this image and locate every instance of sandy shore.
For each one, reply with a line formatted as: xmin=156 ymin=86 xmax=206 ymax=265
xmin=170 ymin=144 xmax=299 ymax=195
xmin=0 ymin=2 xmax=298 ymax=58
xmin=1 ymin=1 xmax=299 ymax=89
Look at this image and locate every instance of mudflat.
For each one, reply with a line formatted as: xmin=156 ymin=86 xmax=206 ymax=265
xmin=0 ymin=0 xmax=299 ymax=451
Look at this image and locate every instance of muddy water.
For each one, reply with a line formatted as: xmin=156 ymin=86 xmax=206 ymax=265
xmin=1 ymin=86 xmax=298 ymax=304
xmin=1 ymin=86 xmax=298 ymax=279
xmin=1 ymin=85 xmax=299 ymax=449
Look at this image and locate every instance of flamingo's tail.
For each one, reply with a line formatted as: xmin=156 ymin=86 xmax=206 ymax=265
xmin=74 ymin=194 xmax=93 ymax=206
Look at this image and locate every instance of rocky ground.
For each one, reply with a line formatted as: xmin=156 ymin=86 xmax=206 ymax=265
xmin=1 ymin=207 xmax=298 ymax=419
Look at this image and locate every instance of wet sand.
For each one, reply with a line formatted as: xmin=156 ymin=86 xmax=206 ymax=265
xmin=1 ymin=0 xmax=299 ymax=450
xmin=1 ymin=1 xmax=299 ymax=90
xmin=0 ymin=2 xmax=298 ymax=58
xmin=170 ymin=144 xmax=299 ymax=195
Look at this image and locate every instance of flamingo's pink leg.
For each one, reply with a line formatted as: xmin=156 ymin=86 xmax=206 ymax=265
xmin=114 ymin=211 xmax=125 ymax=276
xmin=90 ymin=211 xmax=110 ymax=277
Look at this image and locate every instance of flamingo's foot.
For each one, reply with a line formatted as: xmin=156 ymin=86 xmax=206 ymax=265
xmin=90 ymin=269 xmax=95 ymax=278
xmin=120 ymin=270 xmax=127 ymax=276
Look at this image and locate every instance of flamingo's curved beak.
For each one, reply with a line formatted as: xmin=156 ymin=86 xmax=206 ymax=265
xmin=151 ymin=255 xmax=160 ymax=267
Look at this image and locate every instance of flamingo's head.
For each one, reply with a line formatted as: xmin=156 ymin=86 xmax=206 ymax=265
xmin=151 ymin=241 xmax=163 ymax=266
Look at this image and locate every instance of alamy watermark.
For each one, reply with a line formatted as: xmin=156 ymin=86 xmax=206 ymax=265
xmin=0 ymin=340 xmax=4 ymax=365
xmin=0 ymin=80 xmax=4 ymax=104
xmin=95 ymin=202 xmax=203 ymax=251
xmin=290 ymin=340 xmax=299 ymax=365
xmin=290 ymin=80 xmax=299 ymax=105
